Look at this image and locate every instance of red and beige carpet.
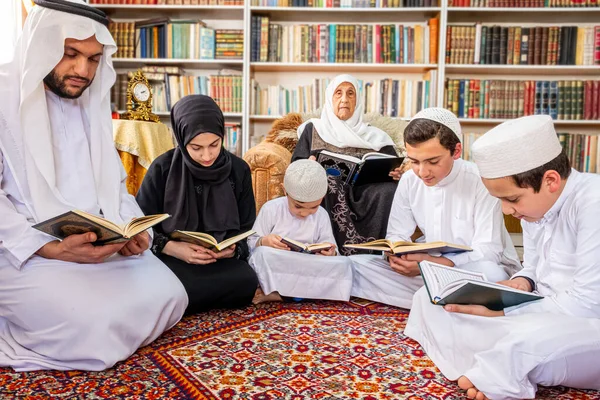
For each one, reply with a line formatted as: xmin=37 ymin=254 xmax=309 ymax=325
xmin=1 ymin=300 xmax=599 ymax=399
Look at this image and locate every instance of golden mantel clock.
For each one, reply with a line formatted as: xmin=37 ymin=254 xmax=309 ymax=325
xmin=123 ymin=70 xmax=160 ymax=123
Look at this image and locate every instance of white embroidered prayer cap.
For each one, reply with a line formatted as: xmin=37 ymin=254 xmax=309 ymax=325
xmin=284 ymin=159 xmax=328 ymax=202
xmin=472 ymin=115 xmax=562 ymax=179
xmin=410 ymin=107 xmax=462 ymax=143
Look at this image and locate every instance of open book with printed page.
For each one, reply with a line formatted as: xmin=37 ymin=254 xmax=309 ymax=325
xmin=419 ymin=260 xmax=543 ymax=311
xmin=280 ymin=237 xmax=334 ymax=254
xmin=170 ymin=230 xmax=256 ymax=252
xmin=32 ymin=210 xmax=170 ymax=245
xmin=344 ymin=239 xmax=472 ymax=255
xmin=316 ymin=150 xmax=404 ymax=186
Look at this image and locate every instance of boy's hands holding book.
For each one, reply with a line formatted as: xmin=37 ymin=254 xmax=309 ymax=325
xmin=119 ymin=231 xmax=150 ymax=256
xmin=37 ymin=232 xmax=127 ymax=263
xmin=162 ymin=241 xmax=217 ymax=265
xmin=317 ymin=243 xmax=336 ymax=256
xmin=259 ymin=234 xmax=290 ymax=250
xmin=498 ymin=277 xmax=533 ymax=293
xmin=388 ymin=253 xmax=454 ymax=277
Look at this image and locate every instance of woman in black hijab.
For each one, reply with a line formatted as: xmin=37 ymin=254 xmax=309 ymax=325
xmin=136 ymin=95 xmax=258 ymax=314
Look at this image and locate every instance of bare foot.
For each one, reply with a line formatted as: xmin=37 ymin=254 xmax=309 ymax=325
xmin=252 ymin=288 xmax=283 ymax=304
xmin=458 ymin=376 xmax=489 ymax=400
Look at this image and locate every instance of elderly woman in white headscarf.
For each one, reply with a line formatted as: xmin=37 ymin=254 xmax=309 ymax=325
xmin=292 ymin=74 xmax=402 ymax=255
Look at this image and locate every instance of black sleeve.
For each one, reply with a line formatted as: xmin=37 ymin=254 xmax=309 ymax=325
xmin=379 ymin=144 xmax=399 ymax=156
xmin=291 ymin=122 xmax=313 ymax=162
xmin=135 ymin=159 xmax=170 ymax=255
xmin=235 ymin=162 xmax=257 ymax=261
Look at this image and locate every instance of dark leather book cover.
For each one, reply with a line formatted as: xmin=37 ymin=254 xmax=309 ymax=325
xmin=499 ymin=26 xmax=507 ymax=64
xmin=491 ymin=25 xmax=500 ymax=64
xmin=520 ymin=27 xmax=529 ymax=65
xmin=533 ymin=26 xmax=542 ymax=65
xmin=576 ymin=80 xmax=584 ymax=120
xmin=436 ymin=282 xmax=543 ymax=311
xmin=559 ymin=26 xmax=569 ymax=65
xmin=584 ymin=80 xmax=592 ymax=121
xmin=541 ymin=26 xmax=549 ymax=65
xmin=353 ymin=157 xmax=405 ymax=186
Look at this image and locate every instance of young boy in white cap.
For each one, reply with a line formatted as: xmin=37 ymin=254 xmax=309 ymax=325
xmin=249 ymin=159 xmax=353 ymax=304
xmin=350 ymin=107 xmax=521 ymax=309
xmin=405 ymin=115 xmax=600 ymax=400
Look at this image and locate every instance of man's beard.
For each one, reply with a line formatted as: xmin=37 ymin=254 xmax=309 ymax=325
xmin=43 ymin=70 xmax=93 ymax=99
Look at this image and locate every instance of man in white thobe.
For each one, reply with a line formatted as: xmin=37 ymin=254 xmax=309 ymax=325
xmin=351 ymin=108 xmax=521 ymax=309
xmin=405 ymin=115 xmax=600 ymax=399
xmin=0 ymin=0 xmax=187 ymax=371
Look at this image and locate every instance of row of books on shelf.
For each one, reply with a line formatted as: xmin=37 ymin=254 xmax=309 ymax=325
xmin=447 ymin=25 xmax=600 ymax=66
xmin=91 ymin=0 xmax=243 ymax=4
xmin=445 ymin=79 xmax=600 ymax=121
xmin=463 ymin=132 xmax=600 ymax=174
xmin=251 ymin=73 xmax=437 ymax=117
xmin=449 ymin=0 xmax=598 ymax=6
xmin=250 ymin=0 xmax=437 ymax=6
xmin=111 ymin=67 xmax=242 ymax=113
xmin=109 ymin=20 xmax=243 ymax=60
xmin=251 ymin=17 xmax=439 ymax=64
xmin=224 ymin=123 xmax=243 ymax=156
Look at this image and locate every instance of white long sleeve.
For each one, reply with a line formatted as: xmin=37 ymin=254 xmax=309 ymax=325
xmin=507 ymin=171 xmax=600 ymax=319
xmin=0 ymin=152 xmax=54 ymax=269
xmin=387 ymin=160 xmax=519 ymax=269
xmin=386 ymin=174 xmax=418 ymax=243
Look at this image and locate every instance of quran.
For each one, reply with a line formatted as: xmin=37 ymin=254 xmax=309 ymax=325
xmin=316 ymin=150 xmax=404 ymax=186
xmin=419 ymin=260 xmax=543 ymax=311
xmin=170 ymin=230 xmax=255 ymax=251
xmin=345 ymin=239 xmax=472 ymax=255
xmin=33 ymin=210 xmax=169 ymax=245
xmin=280 ymin=237 xmax=334 ymax=254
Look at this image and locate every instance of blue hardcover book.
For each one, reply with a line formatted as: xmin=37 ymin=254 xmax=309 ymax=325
xmin=403 ymin=26 xmax=409 ymax=64
xmin=534 ymin=81 xmax=542 ymax=115
xmin=549 ymin=81 xmax=558 ymax=120
xmin=329 ymin=25 xmax=336 ymax=64
xmin=541 ymin=81 xmax=550 ymax=116
xmin=140 ymin=27 xmax=146 ymax=59
xmin=458 ymin=80 xmax=466 ymax=118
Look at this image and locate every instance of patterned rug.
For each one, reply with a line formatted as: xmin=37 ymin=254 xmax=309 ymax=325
xmin=1 ymin=300 xmax=599 ymax=400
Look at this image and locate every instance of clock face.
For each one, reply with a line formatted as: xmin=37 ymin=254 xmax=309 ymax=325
xmin=133 ymin=82 xmax=150 ymax=102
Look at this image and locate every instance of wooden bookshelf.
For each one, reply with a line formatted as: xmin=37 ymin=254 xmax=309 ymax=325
xmin=459 ymin=119 xmax=600 ymax=126
xmin=448 ymin=6 xmax=600 ymax=11
xmin=96 ymin=1 xmax=600 ymax=159
xmin=445 ymin=65 xmax=600 ymax=76
xmin=113 ymin=58 xmax=244 ymax=69
xmin=250 ymin=62 xmax=438 ymax=73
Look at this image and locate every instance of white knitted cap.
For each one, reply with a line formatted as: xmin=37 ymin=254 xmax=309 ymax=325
xmin=411 ymin=107 xmax=462 ymax=143
xmin=472 ymin=115 xmax=562 ymax=179
xmin=284 ymin=159 xmax=328 ymax=202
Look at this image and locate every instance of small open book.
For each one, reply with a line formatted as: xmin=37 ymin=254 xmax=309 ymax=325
xmin=345 ymin=239 xmax=472 ymax=255
xmin=32 ymin=210 xmax=169 ymax=245
xmin=280 ymin=237 xmax=334 ymax=254
xmin=419 ymin=260 xmax=543 ymax=311
xmin=317 ymin=150 xmax=404 ymax=186
xmin=170 ymin=230 xmax=256 ymax=251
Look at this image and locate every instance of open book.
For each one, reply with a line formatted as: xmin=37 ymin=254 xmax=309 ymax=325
xmin=280 ymin=237 xmax=334 ymax=254
xmin=32 ymin=210 xmax=169 ymax=245
xmin=170 ymin=230 xmax=255 ymax=251
xmin=419 ymin=260 xmax=543 ymax=311
xmin=345 ymin=239 xmax=472 ymax=255
xmin=317 ymin=150 xmax=404 ymax=186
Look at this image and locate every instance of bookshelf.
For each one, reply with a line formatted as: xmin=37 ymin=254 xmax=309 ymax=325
xmin=93 ymin=1 xmax=600 ymax=158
